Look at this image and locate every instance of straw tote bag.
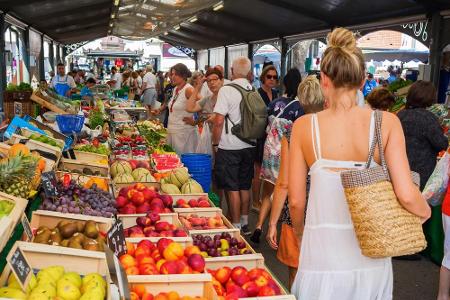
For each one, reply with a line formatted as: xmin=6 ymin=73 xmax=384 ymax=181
xmin=340 ymin=110 xmax=427 ymax=258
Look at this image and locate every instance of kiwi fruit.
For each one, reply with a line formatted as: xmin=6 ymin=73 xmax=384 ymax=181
xmin=84 ymin=221 xmax=99 ymax=239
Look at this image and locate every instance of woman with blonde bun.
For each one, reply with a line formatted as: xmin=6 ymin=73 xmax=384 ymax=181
xmin=289 ymin=28 xmax=430 ymax=299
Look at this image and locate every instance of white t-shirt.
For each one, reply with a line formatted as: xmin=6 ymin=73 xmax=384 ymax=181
xmin=214 ymin=78 xmax=255 ymax=150
xmin=143 ymin=72 xmax=157 ymax=89
xmin=50 ymin=75 xmax=76 ymax=89
xmin=111 ymin=72 xmax=122 ymax=90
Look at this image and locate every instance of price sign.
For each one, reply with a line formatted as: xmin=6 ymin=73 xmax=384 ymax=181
xmin=104 ymin=244 xmax=130 ymax=300
xmin=106 ymin=219 xmax=127 ymax=257
xmin=41 ymin=171 xmax=58 ymax=197
xmin=6 ymin=246 xmax=32 ymax=290
xmin=21 ymin=214 xmax=33 ymax=242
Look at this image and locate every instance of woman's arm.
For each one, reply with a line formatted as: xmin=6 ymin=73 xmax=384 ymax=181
xmin=288 ymin=118 xmax=309 ymax=240
xmin=384 ymin=112 xmax=431 ymax=221
xmin=267 ymin=137 xmax=290 ymax=250
xmin=186 ymin=83 xmax=203 ymax=113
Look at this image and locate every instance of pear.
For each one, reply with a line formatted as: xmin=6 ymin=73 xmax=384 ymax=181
xmin=79 ymin=286 xmax=105 ymax=300
xmin=81 ymin=273 xmax=105 ymax=289
xmin=60 ymin=272 xmax=82 ymax=289
xmin=42 ymin=266 xmax=65 ymax=281
xmin=0 ymin=287 xmax=27 ymax=299
xmin=28 ymin=292 xmax=53 ymax=300
xmin=30 ymin=283 xmax=56 ymax=298
xmin=8 ymin=272 xmax=37 ymax=293
xmin=56 ymin=280 xmax=81 ymax=300
xmin=36 ymin=271 xmax=57 ymax=287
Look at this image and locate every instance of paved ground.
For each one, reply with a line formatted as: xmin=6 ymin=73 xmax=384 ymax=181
xmin=242 ymin=210 xmax=441 ymax=300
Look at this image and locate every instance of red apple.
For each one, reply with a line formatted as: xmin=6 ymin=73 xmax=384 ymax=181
xmin=142 ymin=189 xmax=155 ymax=201
xmin=242 ymin=281 xmax=260 ymax=297
xmin=139 ymin=263 xmax=158 ymax=275
xmin=215 ymin=267 xmax=232 ymax=284
xmin=127 ymin=189 xmax=138 ymax=200
xmin=131 ymin=191 xmax=145 ymax=206
xmin=155 ymin=221 xmax=171 ymax=232
xmin=254 ymin=275 xmax=269 ymax=287
xmin=247 ymin=268 xmax=264 ymax=280
xmin=137 ymin=256 xmax=155 ymax=266
xmin=136 ymin=216 xmax=151 ymax=227
xmin=258 ymin=286 xmax=277 ymax=297
xmin=143 ymin=226 xmax=155 ymax=237
xmin=116 ymin=196 xmax=128 ymax=208
xmin=227 ymin=285 xmax=247 ymax=298
xmin=176 ymin=199 xmax=186 ymax=207
xmin=174 ymin=229 xmax=188 ymax=237
xmin=160 ymin=261 xmax=179 ymax=274
xmin=134 ymin=246 xmax=151 ymax=260
xmin=146 ymin=212 xmax=160 ymax=223
xmin=137 ymin=239 xmax=155 ymax=251
xmin=187 ymin=254 xmax=205 ymax=273
xmin=198 ymin=200 xmax=211 ymax=207
xmin=159 ymin=194 xmax=173 ymax=208
xmin=231 ymin=266 xmax=249 ymax=285
xmin=136 ymin=202 xmax=151 ymax=214
xmin=121 ymin=203 xmax=137 ymax=214
xmin=188 ymin=199 xmax=198 ymax=207
xmin=157 ymin=238 xmax=173 ymax=254
xmin=150 ymin=198 xmax=164 ymax=208
xmin=119 ymin=186 xmax=132 ymax=197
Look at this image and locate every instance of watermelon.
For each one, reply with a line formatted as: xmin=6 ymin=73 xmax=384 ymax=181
xmin=132 ymin=168 xmax=151 ymax=180
xmin=181 ymin=179 xmax=204 ymax=194
xmin=111 ymin=160 xmax=132 ymax=178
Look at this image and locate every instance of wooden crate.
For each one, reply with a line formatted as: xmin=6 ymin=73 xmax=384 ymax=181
xmin=127 ymin=273 xmax=216 ymax=299
xmin=0 ymin=142 xmax=11 ymax=157
xmin=191 ymin=229 xmax=256 ymax=257
xmin=9 ymin=133 xmax=62 ymax=172
xmin=0 ymin=216 xmax=13 ymax=253
xmin=55 ymin=171 xmax=112 ymax=193
xmin=169 ymin=194 xmax=216 ymax=211
xmin=59 ymin=159 xmax=110 ymax=178
xmin=0 ymin=241 xmax=112 ymax=300
xmin=177 ymin=209 xmax=236 ymax=234
xmin=112 ymin=182 xmax=161 ymax=198
xmin=20 ymin=127 xmax=65 ymax=150
xmin=118 ymin=213 xmax=192 ymax=247
xmin=73 ymin=150 xmax=109 ymax=164
xmin=30 ymin=92 xmax=68 ymax=114
xmin=0 ymin=191 xmax=28 ymax=241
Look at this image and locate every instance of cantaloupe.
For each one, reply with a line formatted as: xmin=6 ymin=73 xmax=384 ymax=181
xmin=137 ymin=173 xmax=156 ymax=182
xmin=110 ymin=160 xmax=132 ymax=178
xmin=132 ymin=168 xmax=151 ymax=180
xmin=161 ymin=183 xmax=181 ymax=194
xmin=169 ymin=168 xmax=190 ymax=188
xmin=181 ymin=179 xmax=204 ymax=194
xmin=113 ymin=173 xmax=134 ymax=184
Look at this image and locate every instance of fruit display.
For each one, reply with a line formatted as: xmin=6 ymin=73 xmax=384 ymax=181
xmin=119 ymin=239 xmax=206 ymax=275
xmin=1 ymin=266 xmax=107 ymax=300
xmin=178 ymin=213 xmax=227 ymax=231
xmin=0 ymin=200 xmax=14 ymax=218
xmin=174 ymin=196 xmax=211 ymax=209
xmin=40 ymin=179 xmax=117 ymax=217
xmin=208 ymin=267 xmax=283 ymax=298
xmin=137 ymin=120 xmax=167 ymax=149
xmin=192 ymin=233 xmax=252 ymax=258
xmin=151 ymin=154 xmax=182 ymax=172
xmin=32 ymin=219 xmax=107 ymax=251
xmin=28 ymin=133 xmax=64 ymax=150
xmin=75 ymin=143 xmax=110 ymax=156
xmin=130 ymin=286 xmax=207 ymax=300
xmin=160 ymin=168 xmax=204 ymax=194
xmin=122 ymin=212 xmax=188 ymax=238
xmin=116 ymin=183 xmax=172 ymax=214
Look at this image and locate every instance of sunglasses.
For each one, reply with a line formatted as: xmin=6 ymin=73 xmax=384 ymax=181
xmin=266 ymin=75 xmax=278 ymax=80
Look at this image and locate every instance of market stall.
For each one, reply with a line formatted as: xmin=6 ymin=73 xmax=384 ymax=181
xmin=0 ymin=90 xmax=294 ymax=300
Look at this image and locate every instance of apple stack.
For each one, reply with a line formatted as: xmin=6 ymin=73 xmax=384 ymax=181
xmin=116 ymin=183 xmax=173 ymax=214
xmin=122 ymin=212 xmax=189 ymax=239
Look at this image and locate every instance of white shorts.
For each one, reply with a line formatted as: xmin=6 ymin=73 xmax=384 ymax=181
xmin=443 ymin=214 xmax=450 ymax=269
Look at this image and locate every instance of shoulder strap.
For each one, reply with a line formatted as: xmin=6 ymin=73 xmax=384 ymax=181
xmin=311 ymin=114 xmax=322 ymax=160
xmin=365 ymin=110 xmax=389 ymax=176
xmin=368 ymin=111 xmax=375 ymax=152
xmin=276 ymin=98 xmax=297 ymax=118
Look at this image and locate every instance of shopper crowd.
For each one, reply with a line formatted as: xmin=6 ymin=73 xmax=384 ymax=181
xmin=51 ymin=27 xmax=450 ymax=300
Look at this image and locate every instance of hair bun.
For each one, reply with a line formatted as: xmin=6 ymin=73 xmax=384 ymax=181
xmin=327 ymin=27 xmax=356 ymax=51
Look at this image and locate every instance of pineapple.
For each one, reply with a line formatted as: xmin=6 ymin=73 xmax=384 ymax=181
xmin=0 ymin=155 xmax=37 ymax=198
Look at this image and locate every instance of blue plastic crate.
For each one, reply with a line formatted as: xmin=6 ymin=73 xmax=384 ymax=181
xmin=56 ymin=115 xmax=85 ymax=134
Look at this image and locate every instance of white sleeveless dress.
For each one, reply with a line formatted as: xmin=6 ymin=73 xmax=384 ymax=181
xmin=291 ymin=112 xmax=393 ymax=300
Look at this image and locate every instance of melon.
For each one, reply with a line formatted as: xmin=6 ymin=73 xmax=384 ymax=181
xmin=113 ymin=173 xmax=134 ymax=184
xmin=132 ymin=168 xmax=151 ymax=180
xmin=169 ymin=168 xmax=190 ymax=188
xmin=137 ymin=173 xmax=156 ymax=182
xmin=161 ymin=183 xmax=181 ymax=194
xmin=181 ymin=179 xmax=204 ymax=194
xmin=110 ymin=160 xmax=132 ymax=178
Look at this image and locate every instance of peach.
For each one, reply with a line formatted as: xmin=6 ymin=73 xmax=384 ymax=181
xmin=211 ymin=279 xmax=225 ymax=296
xmin=126 ymin=266 xmax=140 ymax=275
xmin=136 ymin=202 xmax=151 ymax=214
xmin=131 ymin=284 xmax=146 ymax=298
xmin=187 ymin=254 xmax=205 ymax=273
xmin=142 ymin=292 xmax=154 ymax=300
xmin=119 ymin=186 xmax=132 ymax=197
xmin=126 ymin=241 xmax=136 ymax=256
xmin=116 ymin=195 xmax=128 ymax=208
xmin=242 ymin=281 xmax=260 ymax=297
xmin=156 ymin=259 xmax=166 ymax=272
xmin=138 ymin=239 xmax=155 ymax=251
xmin=254 ymin=275 xmax=269 ymax=287
xmin=134 ymin=183 xmax=147 ymax=191
xmin=157 ymin=238 xmax=173 ymax=254
xmin=167 ymin=291 xmax=180 ymax=300
xmin=160 ymin=261 xmax=179 ymax=274
xmin=150 ymin=198 xmax=164 ymax=208
xmin=188 ymin=199 xmax=198 ymax=207
xmin=154 ymin=293 xmax=169 ymax=300
xmin=231 ymin=266 xmax=248 ymax=282
xmin=137 ymin=256 xmax=155 ymax=266
xmin=151 ymin=249 xmax=162 ymax=262
xmin=127 ymin=189 xmax=138 ymax=200
xmin=134 ymin=246 xmax=151 ymax=260
xmin=139 ymin=263 xmax=158 ymax=275
xmin=176 ymin=260 xmax=191 ymax=274
xmin=215 ymin=266 xmax=232 ymax=284
xmin=155 ymin=221 xmax=171 ymax=232
xmin=197 ymin=200 xmax=210 ymax=208
xmin=227 ymin=285 xmax=247 ymax=298
xmin=119 ymin=254 xmax=137 ymax=268
xmin=247 ymin=268 xmax=264 ymax=280
xmin=184 ymin=245 xmax=201 ymax=257
xmin=258 ymin=286 xmax=277 ymax=296
xmin=130 ymin=291 xmax=140 ymax=300
xmin=143 ymin=189 xmax=156 ymax=201
xmin=163 ymin=242 xmax=184 ymax=261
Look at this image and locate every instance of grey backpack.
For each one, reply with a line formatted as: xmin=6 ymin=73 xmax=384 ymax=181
xmin=225 ymin=83 xmax=268 ymax=146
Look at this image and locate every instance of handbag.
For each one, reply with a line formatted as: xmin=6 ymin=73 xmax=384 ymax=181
xmin=340 ymin=110 xmax=427 ymax=258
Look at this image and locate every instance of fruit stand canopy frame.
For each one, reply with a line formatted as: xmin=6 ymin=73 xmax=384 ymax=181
xmin=1 ymin=0 xmax=450 ymax=47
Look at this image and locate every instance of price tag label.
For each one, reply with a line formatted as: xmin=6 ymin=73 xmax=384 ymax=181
xmin=104 ymin=244 xmax=130 ymax=300
xmin=6 ymin=246 xmax=32 ymax=290
xmin=21 ymin=214 xmax=33 ymax=242
xmin=41 ymin=171 xmax=58 ymax=198
xmin=106 ymin=219 xmax=127 ymax=257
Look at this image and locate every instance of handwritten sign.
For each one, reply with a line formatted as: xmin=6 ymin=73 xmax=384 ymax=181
xmin=106 ymin=219 xmax=127 ymax=257
xmin=41 ymin=171 xmax=58 ymax=197
xmin=21 ymin=214 xmax=33 ymax=242
xmin=104 ymin=244 xmax=130 ymax=300
xmin=7 ymin=246 xmax=32 ymax=290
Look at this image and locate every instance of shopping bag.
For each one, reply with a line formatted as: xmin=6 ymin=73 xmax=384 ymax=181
xmin=195 ymin=124 xmax=212 ymax=156
xmin=423 ymin=152 xmax=450 ymax=206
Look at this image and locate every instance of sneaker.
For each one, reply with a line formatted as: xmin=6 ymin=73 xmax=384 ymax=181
xmin=250 ymin=228 xmax=262 ymax=243
xmin=241 ymin=225 xmax=251 ymax=236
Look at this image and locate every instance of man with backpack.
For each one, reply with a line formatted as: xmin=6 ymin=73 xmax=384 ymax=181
xmin=212 ymin=56 xmax=268 ymax=235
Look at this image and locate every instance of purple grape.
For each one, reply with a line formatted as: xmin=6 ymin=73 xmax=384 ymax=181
xmin=56 ymin=207 xmax=62 ymax=212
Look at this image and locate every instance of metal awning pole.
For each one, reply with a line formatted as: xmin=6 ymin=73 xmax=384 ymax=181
xmin=0 ymin=13 xmax=6 ymax=110
xmin=429 ymin=12 xmax=443 ymax=87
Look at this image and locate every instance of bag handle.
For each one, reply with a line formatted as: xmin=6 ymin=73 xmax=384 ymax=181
xmin=365 ymin=110 xmax=389 ymax=178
